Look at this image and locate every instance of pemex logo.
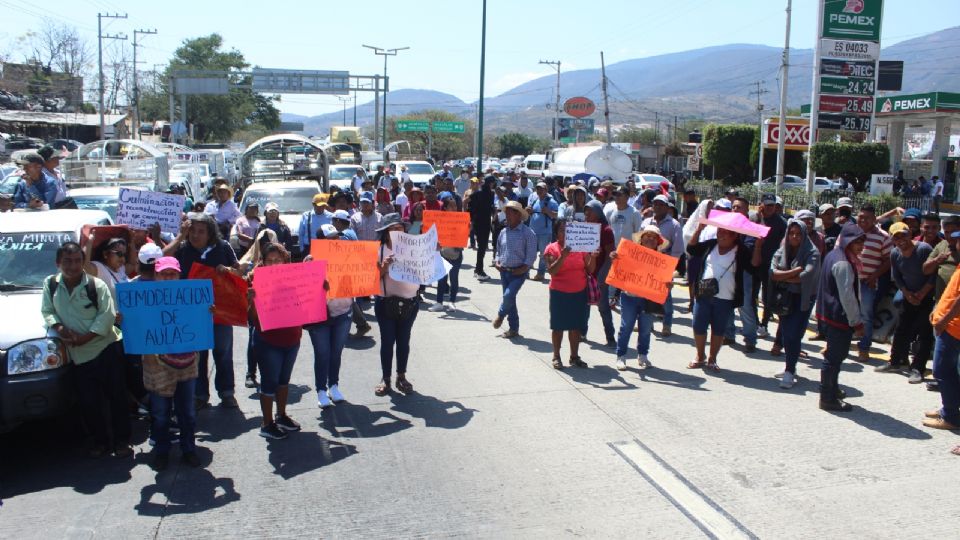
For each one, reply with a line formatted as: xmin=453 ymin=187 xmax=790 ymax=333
xmin=843 ymin=0 xmax=864 ymax=14
xmin=880 ymin=99 xmax=893 ymax=113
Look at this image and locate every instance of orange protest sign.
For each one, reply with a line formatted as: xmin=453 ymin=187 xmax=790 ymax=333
xmin=187 ymin=264 xmax=249 ymax=327
xmin=605 ymin=238 xmax=678 ymax=304
xmin=310 ymin=239 xmax=380 ymax=298
xmin=422 ymin=210 xmax=470 ymax=248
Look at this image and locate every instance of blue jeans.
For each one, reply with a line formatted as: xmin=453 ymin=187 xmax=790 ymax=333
xmin=374 ymin=297 xmax=419 ymax=379
xmin=257 ymin=338 xmax=299 ymax=398
xmin=307 ymin=312 xmax=351 ymax=391
xmin=498 ymin=270 xmax=527 ymax=332
xmin=725 ymin=273 xmax=757 ymax=346
xmin=616 ymin=294 xmax=654 ymax=357
xmin=586 ymin=260 xmax=615 ymax=342
xmin=437 ymin=253 xmax=463 ymax=303
xmin=857 ymin=276 xmax=890 ymax=352
xmin=779 ymin=294 xmax=812 ymax=374
xmin=692 ymin=297 xmax=734 ymax=335
xmin=196 ymin=323 xmax=235 ymax=400
xmin=534 ymin=233 xmax=551 ymax=274
xmin=933 ymin=332 xmax=960 ymax=425
xmin=150 ymin=378 xmax=197 ymax=455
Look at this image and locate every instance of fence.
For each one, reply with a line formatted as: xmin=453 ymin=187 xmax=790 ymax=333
xmin=685 ymin=181 xmax=931 ymax=215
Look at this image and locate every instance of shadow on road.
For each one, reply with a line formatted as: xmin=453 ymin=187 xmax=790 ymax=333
xmin=439 ymin=310 xmax=489 ymax=322
xmin=266 ymin=431 xmax=357 ymax=480
xmin=513 ymin=335 xmax=554 ymax=354
xmin=318 ymin=402 xmax=412 ymax=439
xmin=638 ymin=367 xmax=709 ymax=390
xmin=825 ymin=405 xmax=933 ymax=440
xmin=389 ymin=392 xmax=477 ymax=429
xmin=563 ymin=364 xmax=638 ymax=390
xmin=134 ymin=447 xmax=241 ymax=516
xmin=196 ymin=409 xmax=262 ymax=443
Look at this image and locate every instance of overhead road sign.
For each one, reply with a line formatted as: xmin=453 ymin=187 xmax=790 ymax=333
xmin=396 ymin=120 xmax=430 ymax=132
xmin=175 ymin=77 xmax=229 ymax=95
xmin=252 ymin=68 xmax=349 ymax=95
xmin=432 ymin=121 xmax=465 ymax=133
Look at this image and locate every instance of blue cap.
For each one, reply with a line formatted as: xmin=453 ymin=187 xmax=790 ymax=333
xmin=359 ymin=192 xmax=374 ymax=203
xmin=903 ymin=208 xmax=922 ymax=221
xmin=951 ymin=230 xmax=960 ymax=239
xmin=439 ymin=191 xmax=454 ymax=201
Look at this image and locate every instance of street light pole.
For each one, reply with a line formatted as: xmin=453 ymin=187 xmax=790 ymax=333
xmin=132 ymin=28 xmax=157 ymax=141
xmin=539 ymin=59 xmax=561 ymax=147
xmin=97 ymin=12 xmax=127 ymax=139
xmin=774 ymin=0 xmax=792 ymax=199
xmin=477 ymin=0 xmax=487 ymax=164
xmin=363 ymin=44 xmax=409 ymax=158
xmin=338 ymin=95 xmax=351 ymax=126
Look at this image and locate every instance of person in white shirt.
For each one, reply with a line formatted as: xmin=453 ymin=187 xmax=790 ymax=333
xmin=399 ymin=165 xmax=411 ymax=184
xmin=933 ymin=175 xmax=945 ymax=215
xmin=395 ymin=180 xmax=414 ymax=215
xmin=515 ymin=174 xmax=533 ymax=201
xmin=379 ymin=167 xmax=396 ymax=190
xmin=351 ymin=167 xmax=367 ymax=193
xmin=454 ymin=171 xmax=472 ymax=196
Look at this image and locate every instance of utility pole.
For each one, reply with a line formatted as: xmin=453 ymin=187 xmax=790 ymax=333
xmin=363 ymin=44 xmax=409 ymax=160
xmin=477 ymin=0 xmax=487 ymax=162
xmin=132 ymin=28 xmax=157 ymax=140
xmin=600 ymin=52 xmax=612 ymax=147
xmin=750 ymin=80 xmax=769 ymax=183
xmin=98 ymin=12 xmax=127 ymax=139
xmin=774 ymin=0 xmax=792 ymax=199
xmin=654 ymin=111 xmax=660 ymax=171
xmin=338 ymin=96 xmax=351 ymax=126
xmin=539 ymin=59 xmax=561 ymax=146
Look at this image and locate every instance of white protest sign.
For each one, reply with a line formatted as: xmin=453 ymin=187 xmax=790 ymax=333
xmin=388 ymin=226 xmax=452 ymax=285
xmin=564 ymin=221 xmax=600 ymax=253
xmin=115 ymin=188 xmax=185 ymax=234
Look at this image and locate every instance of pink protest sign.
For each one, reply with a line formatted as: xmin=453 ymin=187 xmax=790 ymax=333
xmin=702 ymin=210 xmax=771 ymax=238
xmin=253 ymin=260 xmax=328 ymax=331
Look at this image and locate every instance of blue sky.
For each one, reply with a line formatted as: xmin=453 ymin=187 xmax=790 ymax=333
xmin=0 ymin=0 xmax=955 ymax=116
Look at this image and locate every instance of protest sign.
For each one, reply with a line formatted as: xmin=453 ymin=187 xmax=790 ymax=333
xmin=115 ymin=188 xmax=186 ymax=234
xmin=253 ymin=260 xmax=328 ymax=331
xmin=564 ymin=221 xmax=601 ymax=252
xmin=310 ymin=239 xmax=380 ymax=298
xmin=605 ymin=238 xmax=678 ymax=304
xmin=701 ymin=210 xmax=770 ymax=238
xmin=115 ymin=280 xmax=214 ymax=354
xmin=388 ymin=226 xmax=451 ymax=285
xmin=187 ymin=264 xmax=249 ymax=326
xmin=421 ymin=210 xmax=470 ymax=248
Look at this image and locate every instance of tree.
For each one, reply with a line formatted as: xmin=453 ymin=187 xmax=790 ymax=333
xmin=702 ymin=124 xmax=757 ymax=183
xmin=491 ymin=132 xmax=550 ymax=157
xmin=13 ymin=20 xmax=91 ymax=106
xmin=138 ymin=34 xmax=280 ymax=142
xmin=616 ymin=127 xmax=659 ymax=145
xmin=809 ymin=142 xmax=890 ymax=192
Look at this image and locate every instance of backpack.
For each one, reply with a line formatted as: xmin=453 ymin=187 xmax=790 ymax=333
xmin=45 ymin=275 xmax=98 ymax=310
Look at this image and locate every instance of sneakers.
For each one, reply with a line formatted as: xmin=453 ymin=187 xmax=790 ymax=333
xmin=259 ymin=422 xmax=287 ymax=440
xmin=757 ymin=327 xmax=769 ymax=338
xmin=317 ymin=391 xmax=333 ymax=408
xmin=604 ymin=339 xmax=617 ymax=349
xmin=660 ymin=325 xmax=672 ymax=337
xmin=475 ymin=272 xmax=490 ymax=281
xmin=908 ymin=369 xmax=924 ymax=384
xmin=148 ymin=430 xmax=180 ymax=447
xmin=219 ymin=395 xmax=239 ymax=408
xmin=447 ymin=302 xmax=458 ymax=311
xmin=637 ymin=354 xmax=651 ymax=369
xmin=492 ymin=316 xmax=504 ymax=329
xmin=428 ymin=302 xmax=448 ymax=312
xmin=615 ymin=356 xmax=627 ymax=371
xmin=328 ymin=384 xmax=346 ymax=403
xmin=499 ymin=329 xmax=519 ymax=339
xmin=857 ymin=350 xmax=871 ymax=363
xmin=531 ymin=273 xmax=544 ymax=281
xmin=819 ymin=400 xmax=853 ymax=412
xmin=353 ymin=324 xmax=371 ymax=338
xmin=744 ymin=343 xmax=757 ymax=353
xmin=779 ymin=371 xmax=796 ymax=389
xmin=874 ymin=362 xmax=901 ymax=373
xmin=245 ymin=374 xmax=258 ymax=388
xmin=275 ymin=415 xmax=301 ymax=432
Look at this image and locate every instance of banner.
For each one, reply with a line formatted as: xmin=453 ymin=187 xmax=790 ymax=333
xmin=115 ymin=280 xmax=214 ymax=354
xmin=422 ymin=211 xmax=470 ymax=248
xmin=115 ymin=188 xmax=185 ymax=234
xmin=701 ymin=210 xmax=770 ymax=238
xmin=605 ymin=239 xmax=677 ymax=304
xmin=253 ymin=261 xmax=328 ymax=331
xmin=388 ymin=226 xmax=451 ymax=285
xmin=564 ymin=221 xmax=601 ymax=253
xmin=187 ymin=264 xmax=249 ymax=326
xmin=310 ymin=239 xmax=380 ymax=298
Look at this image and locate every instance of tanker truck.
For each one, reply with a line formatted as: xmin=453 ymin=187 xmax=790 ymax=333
xmin=545 ymin=145 xmax=633 ymax=184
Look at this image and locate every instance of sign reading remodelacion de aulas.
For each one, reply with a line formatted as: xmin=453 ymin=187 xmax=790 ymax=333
xmin=822 ymin=0 xmax=883 ymax=42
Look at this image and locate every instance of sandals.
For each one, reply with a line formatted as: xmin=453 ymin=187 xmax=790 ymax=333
xmin=395 ymin=376 xmax=414 ymax=394
xmin=552 ymin=357 xmax=563 ymax=370
xmin=374 ymin=379 xmax=391 ymax=396
xmin=705 ymin=361 xmax=720 ymax=371
xmin=687 ymin=360 xmax=704 ymax=369
xmin=770 ymin=345 xmax=782 ymax=356
xmin=569 ymin=356 xmax=588 ymax=368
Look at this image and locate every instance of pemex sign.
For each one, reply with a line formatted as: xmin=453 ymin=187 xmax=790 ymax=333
xmin=822 ymin=0 xmax=883 ymax=42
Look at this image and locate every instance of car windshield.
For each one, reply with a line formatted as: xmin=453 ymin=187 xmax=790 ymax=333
xmin=243 ymin=187 xmax=318 ymax=214
xmin=73 ymin=196 xmax=119 ymax=220
xmin=329 ymin=168 xmax=356 ymax=180
xmin=0 ymin=232 xmax=75 ymax=288
xmin=404 ymin=163 xmax=435 ymax=175
xmin=526 ymin=161 xmax=543 ymax=170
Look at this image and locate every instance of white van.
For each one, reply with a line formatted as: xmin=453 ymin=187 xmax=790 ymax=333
xmin=520 ymin=154 xmax=547 ymax=178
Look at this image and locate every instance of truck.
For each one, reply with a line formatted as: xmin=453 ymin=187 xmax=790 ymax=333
xmin=545 ymin=145 xmax=633 ymax=184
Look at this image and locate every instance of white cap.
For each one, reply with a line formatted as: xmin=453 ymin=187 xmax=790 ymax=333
xmin=138 ymin=243 xmax=163 ymax=265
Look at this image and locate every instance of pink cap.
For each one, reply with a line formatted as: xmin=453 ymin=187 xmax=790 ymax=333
xmin=155 ymin=256 xmax=181 ymax=273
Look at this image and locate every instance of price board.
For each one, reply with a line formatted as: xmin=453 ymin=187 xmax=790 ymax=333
xmin=820 ymin=76 xmax=876 ymax=96
xmin=818 ymin=95 xmax=875 ymax=114
xmin=818 ymin=113 xmax=872 ymax=132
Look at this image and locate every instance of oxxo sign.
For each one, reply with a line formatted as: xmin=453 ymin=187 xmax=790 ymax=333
xmin=763 ymin=120 xmax=811 ymax=151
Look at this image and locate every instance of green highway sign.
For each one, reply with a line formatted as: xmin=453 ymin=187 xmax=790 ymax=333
xmin=432 ymin=121 xmax=465 ymax=133
xmin=822 ymin=0 xmax=883 ymax=42
xmin=820 ymin=76 xmax=875 ymax=96
xmin=395 ymin=120 xmax=430 ymax=132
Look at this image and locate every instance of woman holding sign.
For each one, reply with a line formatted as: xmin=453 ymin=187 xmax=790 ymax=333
xmin=374 ymin=213 xmax=420 ymax=396
xmin=249 ymin=242 xmax=303 ymax=440
xmin=432 ymin=192 xmax=464 ymax=312
xmin=544 ymin=220 xmax=596 ymax=369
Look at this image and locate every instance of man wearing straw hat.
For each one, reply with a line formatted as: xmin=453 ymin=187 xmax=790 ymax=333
xmin=492 ymin=201 xmax=537 ymax=339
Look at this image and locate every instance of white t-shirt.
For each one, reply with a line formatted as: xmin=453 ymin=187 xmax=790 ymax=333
xmin=395 ymin=192 xmax=410 ymax=215
xmin=91 ymin=260 xmax=128 ymax=301
xmin=379 ymin=245 xmax=420 ymax=299
xmin=351 ymin=175 xmax=365 ymax=193
xmin=934 ymin=180 xmax=944 ymax=197
xmin=701 ymin=246 xmax=737 ymax=301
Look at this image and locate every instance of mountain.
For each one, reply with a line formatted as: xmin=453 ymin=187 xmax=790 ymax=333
xmin=282 ymin=26 xmax=960 ymax=136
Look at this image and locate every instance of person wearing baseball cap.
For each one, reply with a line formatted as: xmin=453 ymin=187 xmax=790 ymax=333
xmin=818 ymin=203 xmax=841 ymax=245
xmin=901 ymin=208 xmax=922 ymax=237
xmin=297 ymin=193 xmax=333 ymax=254
xmin=881 ymin=221 xmax=936 ymax=384
xmin=37 ymin=144 xmax=68 ymax=204
xmin=12 ymin=152 xmax=54 ymax=209
xmin=756 ymin=191 xmax=788 ymax=338
xmin=205 ymin=184 xmax=242 ymax=238
xmin=492 ymin=200 xmax=537 ymax=339
xmin=351 ymin=190 xmax=382 ymax=241
xmin=927 ymin=215 xmax=960 ymax=306
xmin=794 ymin=209 xmax=826 ymax=255
xmin=257 ymin=202 xmax=295 ymax=254
xmin=135 ymin=243 xmax=164 ymax=281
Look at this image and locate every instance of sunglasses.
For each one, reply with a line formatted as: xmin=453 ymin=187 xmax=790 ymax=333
xmin=110 ymin=250 xmax=126 ymax=257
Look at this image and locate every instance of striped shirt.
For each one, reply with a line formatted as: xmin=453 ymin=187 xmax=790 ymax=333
xmin=859 ymin=227 xmax=891 ymax=279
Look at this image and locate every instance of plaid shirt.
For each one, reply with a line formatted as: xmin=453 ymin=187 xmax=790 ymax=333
xmin=496 ymin=223 xmax=537 ymax=268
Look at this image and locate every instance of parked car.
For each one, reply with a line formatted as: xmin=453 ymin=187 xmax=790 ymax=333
xmin=328 ymin=164 xmax=360 ymax=192
xmin=67 ymin=185 xmax=149 ymax=221
xmin=393 ymin=160 xmax=436 ymax=188
xmin=755 ymin=175 xmax=837 ymax=193
xmin=520 ymin=154 xmax=547 ymax=178
xmin=239 ymin=180 xmax=322 ymax=260
xmin=0 ymin=209 xmax=113 ymax=432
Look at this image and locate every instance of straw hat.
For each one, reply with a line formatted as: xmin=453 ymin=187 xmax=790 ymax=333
xmin=633 ymin=224 xmax=671 ymax=251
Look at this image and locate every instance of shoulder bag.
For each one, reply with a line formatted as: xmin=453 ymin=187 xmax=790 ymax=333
xmin=696 ymin=246 xmax=736 ymax=300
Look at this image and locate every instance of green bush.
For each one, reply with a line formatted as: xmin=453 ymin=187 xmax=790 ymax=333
xmin=702 ymin=124 xmax=758 ymax=183
xmin=809 ymin=142 xmax=890 ymax=192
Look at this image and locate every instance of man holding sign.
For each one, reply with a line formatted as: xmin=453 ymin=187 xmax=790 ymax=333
xmin=493 ymin=201 xmax=537 ymax=338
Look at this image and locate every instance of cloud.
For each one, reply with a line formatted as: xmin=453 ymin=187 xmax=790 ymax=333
xmin=489 ymin=71 xmax=546 ymax=96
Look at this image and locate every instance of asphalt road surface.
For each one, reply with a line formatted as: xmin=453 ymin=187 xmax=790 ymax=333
xmin=1 ymin=264 xmax=956 ymax=538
